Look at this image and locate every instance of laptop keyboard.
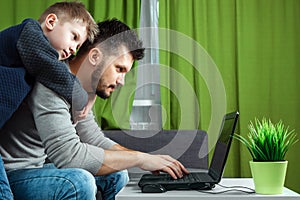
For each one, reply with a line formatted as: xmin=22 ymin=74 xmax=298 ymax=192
xmin=159 ymin=173 xmax=206 ymax=183
xmin=173 ymin=173 xmax=204 ymax=183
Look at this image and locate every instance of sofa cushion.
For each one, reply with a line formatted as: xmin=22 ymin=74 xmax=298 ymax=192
xmin=103 ymin=130 xmax=208 ymax=169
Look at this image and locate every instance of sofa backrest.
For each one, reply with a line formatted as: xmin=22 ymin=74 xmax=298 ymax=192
xmin=103 ymin=130 xmax=208 ymax=169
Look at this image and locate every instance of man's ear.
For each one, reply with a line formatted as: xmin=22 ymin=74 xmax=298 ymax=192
xmin=89 ymin=48 xmax=103 ymax=66
xmin=44 ymin=13 xmax=58 ymax=31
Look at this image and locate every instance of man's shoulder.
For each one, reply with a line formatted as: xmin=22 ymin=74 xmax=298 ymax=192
xmin=31 ymin=82 xmax=69 ymax=106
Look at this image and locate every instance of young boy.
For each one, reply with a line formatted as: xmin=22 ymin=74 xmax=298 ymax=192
xmin=0 ymin=1 xmax=98 ymax=128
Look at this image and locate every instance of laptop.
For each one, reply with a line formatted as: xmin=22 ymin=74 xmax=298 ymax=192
xmin=138 ymin=111 xmax=239 ymax=193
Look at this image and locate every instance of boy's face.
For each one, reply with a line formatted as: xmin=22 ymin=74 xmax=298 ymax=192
xmin=45 ymin=15 xmax=88 ymax=60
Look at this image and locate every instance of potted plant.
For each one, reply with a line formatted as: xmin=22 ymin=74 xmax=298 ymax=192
xmin=234 ymin=118 xmax=298 ymax=194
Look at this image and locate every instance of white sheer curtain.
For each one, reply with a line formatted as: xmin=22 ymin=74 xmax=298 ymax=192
xmin=130 ymin=0 xmax=162 ymax=130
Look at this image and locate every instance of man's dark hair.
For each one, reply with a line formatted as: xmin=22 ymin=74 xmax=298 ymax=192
xmin=77 ymin=18 xmax=144 ymax=60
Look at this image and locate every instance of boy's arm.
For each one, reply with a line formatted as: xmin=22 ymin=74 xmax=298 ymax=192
xmin=16 ymin=19 xmax=87 ymax=111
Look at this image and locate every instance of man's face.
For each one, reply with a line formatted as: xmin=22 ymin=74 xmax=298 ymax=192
xmin=92 ymin=47 xmax=134 ymax=99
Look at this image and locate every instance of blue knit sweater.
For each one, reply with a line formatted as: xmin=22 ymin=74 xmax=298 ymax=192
xmin=0 ymin=19 xmax=88 ymax=128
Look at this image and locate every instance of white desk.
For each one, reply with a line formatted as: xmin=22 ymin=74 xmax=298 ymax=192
xmin=116 ymin=178 xmax=300 ymax=200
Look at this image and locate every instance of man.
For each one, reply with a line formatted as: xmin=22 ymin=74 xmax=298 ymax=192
xmin=0 ymin=19 xmax=188 ymax=200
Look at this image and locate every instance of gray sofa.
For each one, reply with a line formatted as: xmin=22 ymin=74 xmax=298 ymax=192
xmin=103 ymin=130 xmax=208 ymax=174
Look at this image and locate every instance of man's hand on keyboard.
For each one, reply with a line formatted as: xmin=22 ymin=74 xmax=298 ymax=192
xmin=138 ymin=153 xmax=190 ymax=179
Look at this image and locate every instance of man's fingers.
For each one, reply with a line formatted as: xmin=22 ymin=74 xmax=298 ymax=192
xmin=159 ymin=155 xmax=189 ymax=178
xmin=160 ymin=160 xmax=183 ymax=179
xmin=161 ymin=166 xmax=178 ymax=179
xmin=177 ymin=161 xmax=190 ymax=174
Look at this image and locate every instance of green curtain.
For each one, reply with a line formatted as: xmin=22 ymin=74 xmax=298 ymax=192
xmin=236 ymin=0 xmax=300 ymax=193
xmin=159 ymin=0 xmax=300 ymax=193
xmin=0 ymin=0 xmax=59 ymax=29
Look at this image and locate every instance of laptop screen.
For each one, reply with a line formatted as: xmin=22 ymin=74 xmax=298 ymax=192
xmin=208 ymin=111 xmax=239 ymax=181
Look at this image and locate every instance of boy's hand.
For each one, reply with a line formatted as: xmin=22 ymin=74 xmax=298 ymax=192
xmin=73 ymin=94 xmax=97 ymax=123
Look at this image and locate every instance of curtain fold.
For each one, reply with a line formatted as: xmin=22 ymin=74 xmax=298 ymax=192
xmin=236 ymin=0 xmax=300 ymax=192
xmin=159 ymin=0 xmax=300 ymax=193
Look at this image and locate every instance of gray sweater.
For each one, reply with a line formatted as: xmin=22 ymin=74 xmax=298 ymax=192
xmin=0 ymin=82 xmax=116 ymax=175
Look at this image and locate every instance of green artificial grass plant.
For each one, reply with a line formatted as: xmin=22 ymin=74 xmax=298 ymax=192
xmin=235 ymin=118 xmax=298 ymax=161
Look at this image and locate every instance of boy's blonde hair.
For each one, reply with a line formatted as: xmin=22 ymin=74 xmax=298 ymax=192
xmin=38 ymin=1 xmax=98 ymax=43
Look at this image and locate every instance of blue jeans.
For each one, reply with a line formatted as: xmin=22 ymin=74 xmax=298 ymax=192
xmin=6 ymin=164 xmax=129 ymax=200
xmin=0 ymin=155 xmax=13 ymax=200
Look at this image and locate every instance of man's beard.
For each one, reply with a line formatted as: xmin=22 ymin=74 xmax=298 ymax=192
xmin=91 ymin=60 xmax=109 ymax=99
xmin=96 ymin=89 xmax=109 ymax=99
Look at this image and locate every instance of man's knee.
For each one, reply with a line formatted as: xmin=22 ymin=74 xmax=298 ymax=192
xmin=114 ymin=170 xmax=129 ymax=192
xmin=95 ymin=170 xmax=129 ymax=199
xmin=59 ymin=168 xmax=97 ymax=200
